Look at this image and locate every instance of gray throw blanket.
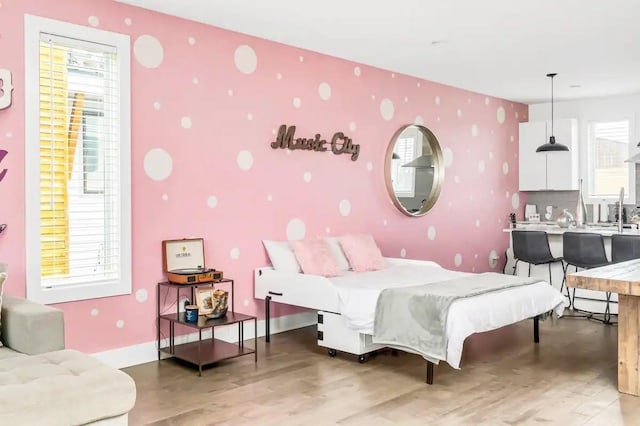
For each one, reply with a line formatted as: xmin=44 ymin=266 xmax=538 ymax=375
xmin=372 ymin=272 xmax=541 ymax=363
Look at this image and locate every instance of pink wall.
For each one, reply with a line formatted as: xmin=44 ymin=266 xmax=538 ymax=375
xmin=0 ymin=0 xmax=527 ymax=353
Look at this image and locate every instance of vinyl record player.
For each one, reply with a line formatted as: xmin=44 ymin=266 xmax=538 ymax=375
xmin=162 ymin=238 xmax=223 ymax=284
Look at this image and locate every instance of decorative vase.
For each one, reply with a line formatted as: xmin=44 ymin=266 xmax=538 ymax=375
xmin=576 ymin=178 xmax=587 ymax=227
xmin=556 ymin=209 xmax=574 ymax=228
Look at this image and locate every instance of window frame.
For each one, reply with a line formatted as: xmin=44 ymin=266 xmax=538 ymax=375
xmin=24 ymin=15 xmax=131 ymax=304
xmin=391 ymin=136 xmax=420 ymax=198
xmin=582 ymin=117 xmax=636 ymax=206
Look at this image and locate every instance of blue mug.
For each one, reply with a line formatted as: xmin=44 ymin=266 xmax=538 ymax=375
xmin=185 ymin=305 xmax=199 ymax=323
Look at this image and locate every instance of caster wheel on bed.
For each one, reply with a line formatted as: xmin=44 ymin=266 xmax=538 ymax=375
xmin=327 ymin=349 xmax=337 ymax=357
xmin=358 ymin=354 xmax=368 ymax=364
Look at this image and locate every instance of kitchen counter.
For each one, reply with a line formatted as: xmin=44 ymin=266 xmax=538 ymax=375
xmin=503 ymin=223 xmax=640 ymax=236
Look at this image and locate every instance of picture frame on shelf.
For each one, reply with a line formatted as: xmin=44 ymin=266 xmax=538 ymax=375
xmin=195 ymin=287 xmax=214 ymax=315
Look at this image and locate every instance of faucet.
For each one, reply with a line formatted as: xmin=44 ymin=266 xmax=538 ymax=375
xmin=618 ymin=187 xmax=625 ymax=233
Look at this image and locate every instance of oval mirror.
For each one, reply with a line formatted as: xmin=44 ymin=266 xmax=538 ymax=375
xmin=384 ymin=124 xmax=444 ymax=217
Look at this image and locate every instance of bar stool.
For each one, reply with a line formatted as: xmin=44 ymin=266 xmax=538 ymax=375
xmin=611 ymin=233 xmax=640 ymax=263
xmin=562 ymin=232 xmax=611 ymax=322
xmin=511 ymin=230 xmax=563 ymax=286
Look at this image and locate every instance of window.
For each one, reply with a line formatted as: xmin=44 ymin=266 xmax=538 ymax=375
xmin=391 ymin=137 xmax=421 ymax=198
xmin=25 ymin=15 xmax=131 ymax=304
xmin=586 ymin=120 xmax=634 ymax=203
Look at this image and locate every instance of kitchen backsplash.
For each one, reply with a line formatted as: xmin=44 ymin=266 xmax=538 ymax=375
xmin=523 ymin=166 xmax=640 ymax=224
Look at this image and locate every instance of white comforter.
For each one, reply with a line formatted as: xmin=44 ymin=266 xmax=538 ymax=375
xmin=329 ymin=261 xmax=565 ymax=369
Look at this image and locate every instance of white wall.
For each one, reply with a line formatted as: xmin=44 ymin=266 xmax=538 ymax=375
xmin=529 ymin=93 xmax=640 ymax=206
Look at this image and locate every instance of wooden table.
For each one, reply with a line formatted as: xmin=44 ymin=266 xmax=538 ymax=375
xmin=567 ymin=259 xmax=640 ymax=396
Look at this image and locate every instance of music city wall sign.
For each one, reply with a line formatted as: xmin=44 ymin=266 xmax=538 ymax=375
xmin=270 ymin=124 xmax=360 ymax=161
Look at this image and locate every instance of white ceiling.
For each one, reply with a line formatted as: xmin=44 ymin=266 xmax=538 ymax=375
xmin=116 ymin=0 xmax=640 ymax=104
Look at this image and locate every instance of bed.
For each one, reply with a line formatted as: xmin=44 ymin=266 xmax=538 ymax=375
xmin=254 ymin=257 xmax=565 ymax=383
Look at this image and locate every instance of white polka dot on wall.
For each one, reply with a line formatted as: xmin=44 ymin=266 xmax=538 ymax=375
xmin=162 ymin=194 xmax=168 ymax=201
xmin=135 ymin=289 xmax=148 ymax=303
xmin=511 ymin=193 xmax=520 ymax=209
xmin=467 ymin=98 xmax=472 ymax=104
xmin=454 ymin=254 xmax=463 ymax=267
xmin=428 ymin=226 xmax=436 ymax=241
xmin=366 ymin=161 xmax=373 ymax=172
xmin=371 ymin=95 xmax=376 ymax=101
xmin=276 ymin=73 xmax=283 ymax=80
xmin=415 ymin=116 xmax=424 ymax=125
xmin=91 ymin=308 xmax=99 ymax=317
xmin=144 ymin=148 xmax=173 ymax=181
xmin=515 ymin=111 xmax=519 ymax=120
xmin=116 ymin=320 xmax=125 ymax=329
xmin=247 ymin=113 xmax=253 ymax=121
xmin=339 ymin=200 xmax=351 ymax=217
xmin=207 ymin=195 xmax=218 ymax=208
xmin=326 ymin=227 xmax=331 ymax=233
xmin=303 ymin=172 xmax=312 ymax=182
xmin=228 ymin=89 xmax=234 ymax=96
xmin=293 ymin=97 xmax=301 ymax=108
xmin=299 ymin=55 xmax=304 ymax=62
xmin=192 ymin=77 xmax=199 ymax=85
xmin=267 ymin=194 xmax=273 ymax=202
xmin=454 ymin=175 xmax=460 ymax=184
xmin=400 ymin=248 xmax=407 ymax=258
xmin=485 ymin=97 xmax=490 ymax=106
xmin=478 ymin=160 xmax=485 ymax=173
xmin=437 ymin=117 xmax=441 ymax=122
xmin=5 ymin=132 xmax=12 ymax=138
xmin=391 ymin=73 xmax=396 ymax=78
xmin=475 ymin=219 xmax=480 ymax=227
xmin=489 ymin=152 xmax=494 ymax=160
xmin=188 ymin=37 xmax=196 ymax=45
xmin=354 ymin=66 xmax=361 ymax=77
xmin=510 ymin=135 xmax=515 ymax=142
xmin=318 ymin=82 xmax=331 ymax=101
xmin=404 ymin=96 xmax=409 ymax=103
xmin=234 ymin=45 xmax=258 ymax=74
xmin=124 ymin=18 xmax=132 ymax=26
xmin=443 ymin=147 xmax=453 ymax=168
xmin=503 ymin=162 xmax=509 ymax=175
xmin=457 ymin=109 xmax=463 ymax=118
xmin=237 ymin=150 xmax=254 ymax=171
xmin=134 ymin=35 xmax=164 ymax=69
xmin=286 ymin=218 xmax=306 ymax=240
xmin=474 ymin=254 xmax=478 ymax=259
xmin=380 ymin=98 xmax=394 ymax=121
xmin=349 ymin=122 xmax=357 ymax=132
xmin=230 ymin=248 xmax=240 ymax=260
xmin=497 ymin=106 xmax=506 ymax=124
xmin=243 ymin=299 xmax=250 ymax=307
xmin=506 ymin=191 xmax=510 ymax=199
xmin=88 ymin=16 xmax=99 ymax=27
xmin=153 ymin=101 xmax=161 ymax=110
xmin=181 ymin=117 xmax=192 ymax=129
xmin=490 ymin=189 xmax=494 ymax=196
xmin=383 ymin=220 xmax=388 ymax=226
xmin=471 ymin=124 xmax=478 ymax=137
xmin=435 ymin=96 xmax=440 ymax=105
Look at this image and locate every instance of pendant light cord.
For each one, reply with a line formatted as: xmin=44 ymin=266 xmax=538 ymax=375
xmin=550 ymin=74 xmax=554 ymax=137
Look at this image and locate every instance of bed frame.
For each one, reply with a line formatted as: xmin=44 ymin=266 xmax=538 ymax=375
xmin=256 ymin=265 xmax=543 ymax=385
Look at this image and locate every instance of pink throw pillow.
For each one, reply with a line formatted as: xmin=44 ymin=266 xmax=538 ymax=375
xmin=338 ymin=234 xmax=386 ymax=272
xmin=290 ymin=239 xmax=342 ymax=277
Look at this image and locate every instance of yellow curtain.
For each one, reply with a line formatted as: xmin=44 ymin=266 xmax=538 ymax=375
xmin=39 ymin=41 xmax=69 ymax=277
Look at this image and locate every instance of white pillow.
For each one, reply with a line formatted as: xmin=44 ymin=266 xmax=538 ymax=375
xmin=262 ymin=240 xmax=302 ymax=273
xmin=324 ymin=237 xmax=351 ymax=271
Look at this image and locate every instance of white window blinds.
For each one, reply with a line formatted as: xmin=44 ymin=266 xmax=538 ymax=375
xmin=26 ymin=14 xmax=131 ymax=304
xmin=588 ymin=120 xmax=630 ymax=198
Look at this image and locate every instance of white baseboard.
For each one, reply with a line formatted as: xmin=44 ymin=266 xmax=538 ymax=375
xmin=92 ymin=311 xmax=316 ymax=369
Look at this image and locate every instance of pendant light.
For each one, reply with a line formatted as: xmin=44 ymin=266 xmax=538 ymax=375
xmin=536 ymin=73 xmax=569 ymax=152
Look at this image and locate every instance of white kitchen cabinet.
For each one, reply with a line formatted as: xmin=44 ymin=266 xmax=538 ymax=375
xmin=518 ymin=118 xmax=578 ymax=191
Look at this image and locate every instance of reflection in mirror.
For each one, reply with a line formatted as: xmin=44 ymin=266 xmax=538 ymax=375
xmin=384 ymin=124 xmax=444 ymax=217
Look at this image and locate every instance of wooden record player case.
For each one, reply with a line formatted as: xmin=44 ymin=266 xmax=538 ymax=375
xmin=162 ymin=238 xmax=223 ymax=284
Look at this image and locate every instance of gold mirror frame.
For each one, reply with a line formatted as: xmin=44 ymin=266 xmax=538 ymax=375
xmin=384 ymin=124 xmax=444 ymax=217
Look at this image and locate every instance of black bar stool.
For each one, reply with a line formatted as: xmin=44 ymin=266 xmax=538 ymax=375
xmin=562 ymin=232 xmax=611 ymax=323
xmin=511 ymin=230 xmax=563 ymax=286
xmin=611 ymin=233 xmax=640 ymax=263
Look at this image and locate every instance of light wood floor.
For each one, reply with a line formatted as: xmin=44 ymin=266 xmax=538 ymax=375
xmin=124 ymin=317 xmax=640 ymax=426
